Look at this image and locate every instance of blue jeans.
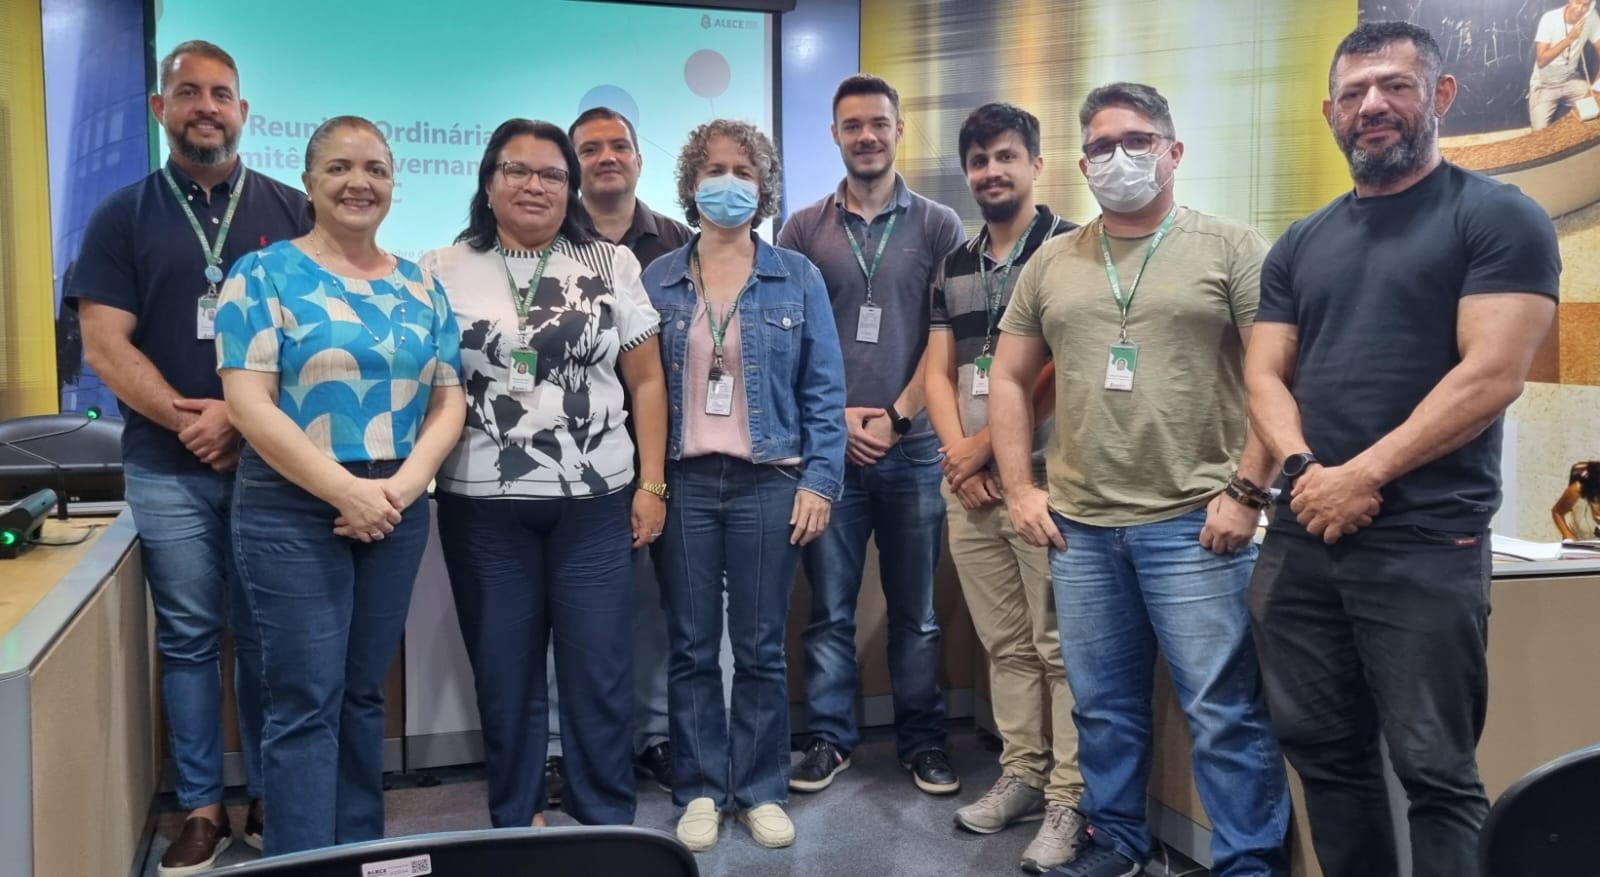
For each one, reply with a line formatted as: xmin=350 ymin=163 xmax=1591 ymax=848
xmin=232 ymin=448 xmax=425 ymax=856
xmin=123 ymin=460 xmax=263 ymax=809
xmin=436 ymin=489 xmax=636 ymax=827
xmin=658 ymin=456 xmax=801 ymax=809
xmin=548 ymin=548 xmax=671 ymax=757
xmin=1050 ymin=508 xmax=1289 ymax=876
xmin=799 ymin=432 xmax=947 ymax=760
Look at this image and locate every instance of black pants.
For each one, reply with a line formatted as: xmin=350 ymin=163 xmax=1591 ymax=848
xmin=1247 ymin=524 xmax=1490 ymax=877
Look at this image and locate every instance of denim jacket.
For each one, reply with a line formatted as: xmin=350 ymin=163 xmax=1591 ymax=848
xmin=641 ymin=235 xmax=847 ymax=502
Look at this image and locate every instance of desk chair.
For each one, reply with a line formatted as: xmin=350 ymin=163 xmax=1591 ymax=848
xmin=1479 ymin=741 xmax=1600 ymax=877
xmin=213 ymin=826 xmax=698 ymax=876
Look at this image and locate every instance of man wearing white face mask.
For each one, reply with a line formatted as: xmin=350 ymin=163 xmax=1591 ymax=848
xmin=987 ymin=82 xmax=1290 ymax=877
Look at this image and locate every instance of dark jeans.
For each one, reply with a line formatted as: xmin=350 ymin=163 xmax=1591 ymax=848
xmin=436 ymin=489 xmax=636 ymax=827
xmin=232 ymin=448 xmax=425 ymax=857
xmin=1248 ymin=525 xmax=1491 ymax=877
xmin=658 ymin=455 xmax=801 ymax=810
xmin=799 ymin=432 xmax=948 ymax=760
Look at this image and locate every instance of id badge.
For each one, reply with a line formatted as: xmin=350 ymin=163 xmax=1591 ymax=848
xmin=196 ymin=293 xmax=219 ymax=341
xmin=706 ymin=374 xmax=735 ymax=416
xmin=1104 ymin=341 xmax=1138 ymax=392
xmin=508 ymin=349 xmax=538 ymax=393
xmin=856 ymin=305 xmax=883 ymax=344
xmin=972 ymin=354 xmax=992 ymax=397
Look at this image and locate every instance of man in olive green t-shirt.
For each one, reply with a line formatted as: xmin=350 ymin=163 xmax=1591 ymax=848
xmin=987 ymin=82 xmax=1290 ymax=877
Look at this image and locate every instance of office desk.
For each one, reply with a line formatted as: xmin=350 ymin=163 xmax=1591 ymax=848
xmin=0 ymin=513 xmax=152 ymax=877
xmin=1147 ymin=557 xmax=1600 ymax=876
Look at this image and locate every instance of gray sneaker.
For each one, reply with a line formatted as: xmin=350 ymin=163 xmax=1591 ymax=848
xmin=1020 ymin=802 xmax=1087 ymax=872
xmin=953 ymin=775 xmax=1046 ymax=834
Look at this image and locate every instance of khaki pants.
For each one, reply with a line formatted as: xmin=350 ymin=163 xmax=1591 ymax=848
xmin=942 ymin=480 xmax=1083 ymax=805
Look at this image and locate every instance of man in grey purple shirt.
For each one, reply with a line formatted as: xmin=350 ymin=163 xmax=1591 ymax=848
xmin=777 ymin=73 xmax=966 ymax=797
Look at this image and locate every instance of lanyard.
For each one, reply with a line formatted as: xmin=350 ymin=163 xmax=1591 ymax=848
xmin=500 ymin=239 xmax=558 ymax=322
xmin=691 ymin=245 xmax=745 ymax=371
xmin=977 ymin=211 xmax=1042 ymax=356
xmin=842 ymin=209 xmax=898 ymax=304
xmin=1099 ymin=205 xmax=1178 ymax=341
xmin=161 ymin=165 xmax=248 ymax=288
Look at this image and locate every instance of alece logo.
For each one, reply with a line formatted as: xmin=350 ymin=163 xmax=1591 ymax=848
xmin=704 ymin=15 xmax=758 ymax=29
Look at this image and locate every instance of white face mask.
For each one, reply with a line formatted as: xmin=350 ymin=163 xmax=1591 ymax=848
xmin=1085 ymin=149 xmax=1167 ymax=213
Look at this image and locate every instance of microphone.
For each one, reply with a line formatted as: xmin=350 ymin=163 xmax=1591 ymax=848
xmin=0 ymin=409 xmax=115 ymax=520
xmin=0 ymin=489 xmax=57 ymax=558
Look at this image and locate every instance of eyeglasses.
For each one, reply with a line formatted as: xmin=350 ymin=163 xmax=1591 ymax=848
xmin=1083 ymin=132 xmax=1168 ymax=164
xmin=497 ymin=162 xmax=570 ymax=191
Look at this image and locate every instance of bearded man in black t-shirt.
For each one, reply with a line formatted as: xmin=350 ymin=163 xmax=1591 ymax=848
xmin=1243 ymin=20 xmax=1561 ymax=877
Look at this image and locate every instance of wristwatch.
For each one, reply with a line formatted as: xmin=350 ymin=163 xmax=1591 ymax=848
xmin=1280 ymin=452 xmax=1319 ymax=483
xmin=636 ymin=478 xmax=669 ymax=499
xmin=887 ymin=405 xmax=912 ymax=435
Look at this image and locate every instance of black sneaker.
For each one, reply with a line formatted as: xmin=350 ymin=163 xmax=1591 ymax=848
xmin=902 ymin=748 xmax=960 ymax=794
xmin=544 ymin=756 xmax=565 ymax=809
xmin=1042 ymin=841 xmax=1141 ymax=877
xmin=788 ymin=738 xmax=850 ymax=792
xmin=635 ymin=741 xmax=673 ymax=793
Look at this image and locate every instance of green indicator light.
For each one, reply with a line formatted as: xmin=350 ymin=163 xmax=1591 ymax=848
xmin=85 ymin=407 xmax=101 ymax=420
xmin=1 ymin=531 xmax=16 ymax=546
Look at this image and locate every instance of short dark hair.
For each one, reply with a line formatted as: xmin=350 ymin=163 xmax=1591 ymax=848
xmin=458 ymin=119 xmax=593 ymax=252
xmin=157 ymin=40 xmax=239 ymax=93
xmin=1078 ymin=82 xmax=1175 ymax=143
xmin=832 ymin=74 xmax=900 ymax=118
xmin=568 ymin=106 xmax=639 ymax=151
xmin=1329 ymin=21 xmax=1444 ymax=92
xmin=302 ymin=116 xmax=392 ymax=223
xmin=958 ymin=102 xmax=1041 ymax=168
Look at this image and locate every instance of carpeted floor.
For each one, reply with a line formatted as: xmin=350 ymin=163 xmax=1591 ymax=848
xmin=140 ymin=725 xmax=1207 ymax=876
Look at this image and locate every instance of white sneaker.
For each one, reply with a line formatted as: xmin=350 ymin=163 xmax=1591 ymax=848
xmin=676 ymin=797 xmax=721 ymax=852
xmin=740 ymin=802 xmax=795 ymax=848
xmin=954 ymin=775 xmax=1046 ymax=834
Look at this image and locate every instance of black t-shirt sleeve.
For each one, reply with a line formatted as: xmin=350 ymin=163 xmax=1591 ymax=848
xmin=67 ymin=190 xmax=139 ymax=313
xmin=1254 ymin=228 xmax=1298 ymax=324
xmin=929 ymin=256 xmax=952 ymax=328
xmin=1460 ymin=185 xmax=1561 ymax=300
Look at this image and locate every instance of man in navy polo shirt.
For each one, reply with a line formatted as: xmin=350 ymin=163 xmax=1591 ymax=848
xmin=70 ymin=40 xmax=308 ymax=875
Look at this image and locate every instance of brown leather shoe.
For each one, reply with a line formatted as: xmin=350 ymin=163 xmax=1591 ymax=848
xmin=158 ymin=813 xmax=232 ymax=876
xmin=244 ymin=799 xmax=264 ymax=851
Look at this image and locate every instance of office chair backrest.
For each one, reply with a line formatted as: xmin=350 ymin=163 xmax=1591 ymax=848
xmin=1480 ymin=741 xmax=1600 ymax=877
xmin=212 ymin=826 xmax=698 ymax=877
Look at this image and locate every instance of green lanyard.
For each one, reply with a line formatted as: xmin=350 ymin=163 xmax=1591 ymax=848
xmin=1099 ymin=205 xmax=1178 ymax=342
xmin=161 ymin=165 xmax=249 ymax=290
xmin=977 ymin=211 xmax=1042 ymax=357
xmin=691 ymin=245 xmax=745 ymax=375
xmin=843 ymin=210 xmax=898 ymax=305
xmin=500 ymin=239 xmax=558 ymax=324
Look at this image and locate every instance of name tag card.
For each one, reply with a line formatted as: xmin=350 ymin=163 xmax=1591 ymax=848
xmin=196 ymin=294 xmax=219 ymax=341
xmin=856 ymin=305 xmax=883 ymax=344
xmin=706 ymin=374 xmax=735 ymax=416
xmin=1104 ymin=342 xmax=1138 ymax=392
xmin=508 ymin=349 xmax=538 ymax=393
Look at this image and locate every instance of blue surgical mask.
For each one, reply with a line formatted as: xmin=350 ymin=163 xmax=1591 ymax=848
xmin=695 ymin=174 xmax=759 ymax=228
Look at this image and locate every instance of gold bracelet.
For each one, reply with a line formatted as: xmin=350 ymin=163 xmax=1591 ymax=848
xmin=636 ymin=479 xmax=669 ymax=499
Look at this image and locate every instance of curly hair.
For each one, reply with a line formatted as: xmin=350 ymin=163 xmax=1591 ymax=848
xmin=673 ymin=119 xmax=782 ymax=229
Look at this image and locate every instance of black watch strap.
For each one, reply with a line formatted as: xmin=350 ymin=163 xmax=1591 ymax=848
xmin=888 ymin=405 xmax=912 ymax=435
xmin=1281 ymin=452 xmax=1319 ymax=481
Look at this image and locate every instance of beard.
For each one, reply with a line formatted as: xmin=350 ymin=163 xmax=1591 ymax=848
xmin=977 ymin=192 xmax=1022 ymax=223
xmin=1337 ymin=110 xmax=1435 ymax=188
xmin=169 ymin=122 xmax=238 ymax=167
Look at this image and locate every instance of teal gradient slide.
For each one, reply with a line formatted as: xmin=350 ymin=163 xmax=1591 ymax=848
xmin=154 ymin=0 xmax=772 ymax=259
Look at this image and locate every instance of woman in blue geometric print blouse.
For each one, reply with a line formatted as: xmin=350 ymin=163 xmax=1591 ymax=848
xmin=215 ymin=116 xmax=466 ymax=858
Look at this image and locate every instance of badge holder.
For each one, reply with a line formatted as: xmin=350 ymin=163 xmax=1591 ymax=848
xmin=972 ymin=354 xmax=993 ymax=397
xmin=1104 ymin=341 xmax=1138 ymax=392
xmin=857 ymin=304 xmax=882 ymax=344
xmin=508 ymin=349 xmax=538 ymax=394
xmin=706 ymin=363 xmax=735 ymax=416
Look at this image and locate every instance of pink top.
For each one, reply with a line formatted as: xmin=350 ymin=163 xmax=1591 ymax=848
xmin=682 ymin=298 xmax=754 ymax=460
